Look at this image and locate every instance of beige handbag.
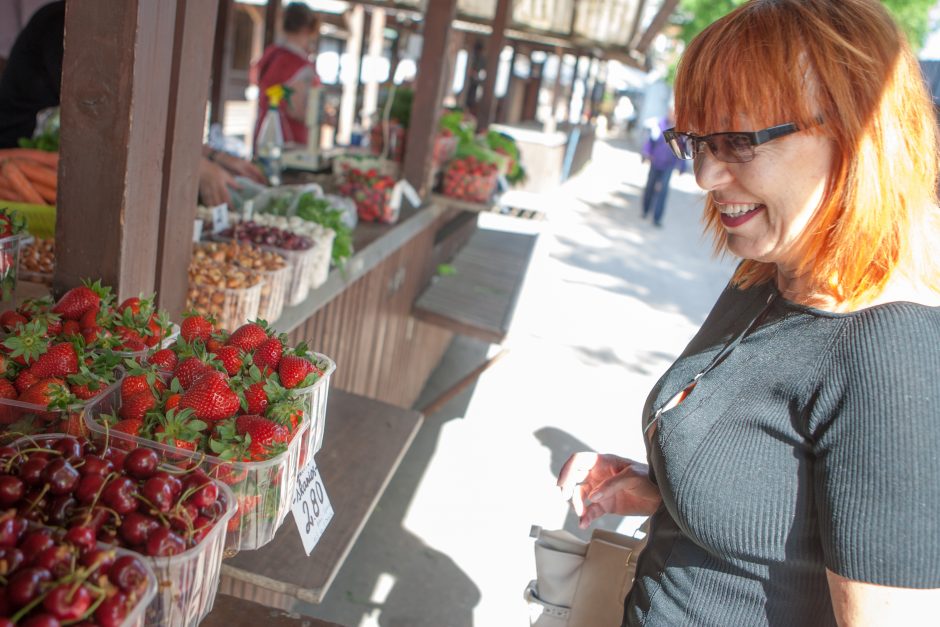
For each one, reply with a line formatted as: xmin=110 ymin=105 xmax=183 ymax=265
xmin=525 ymin=525 xmax=647 ymax=627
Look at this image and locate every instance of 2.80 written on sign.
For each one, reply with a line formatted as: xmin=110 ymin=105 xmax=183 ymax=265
xmin=291 ymin=461 xmax=334 ymax=556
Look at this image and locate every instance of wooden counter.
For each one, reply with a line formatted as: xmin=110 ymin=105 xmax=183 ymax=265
xmin=215 ymin=388 xmax=423 ymax=609
xmin=203 ymin=595 xmax=344 ymax=627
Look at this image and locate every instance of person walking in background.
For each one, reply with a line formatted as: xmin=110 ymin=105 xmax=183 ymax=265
xmin=252 ymin=2 xmax=321 ymax=151
xmin=640 ymin=110 xmax=687 ymax=227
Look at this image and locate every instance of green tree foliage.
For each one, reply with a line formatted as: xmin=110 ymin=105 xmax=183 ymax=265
xmin=676 ymin=0 xmax=935 ymax=51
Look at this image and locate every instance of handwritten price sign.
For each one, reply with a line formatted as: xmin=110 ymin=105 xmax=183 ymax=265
xmin=291 ymin=461 xmax=334 ymax=555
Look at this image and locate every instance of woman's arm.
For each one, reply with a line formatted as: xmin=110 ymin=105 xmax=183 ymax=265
xmin=827 ymin=569 xmax=940 ymax=626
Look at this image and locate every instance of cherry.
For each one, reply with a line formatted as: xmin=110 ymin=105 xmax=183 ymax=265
xmin=146 ymin=527 xmax=186 ymax=557
xmin=22 ymin=487 xmax=50 ymax=522
xmin=43 ymin=458 xmax=80 ymax=495
xmin=123 ymin=447 xmax=158 ymax=480
xmin=51 ymin=436 xmax=83 ymax=461
xmin=94 ymin=591 xmax=129 ymax=627
xmin=141 ymin=475 xmax=175 ymax=512
xmin=0 ymin=444 xmax=16 ymax=460
xmin=109 ymin=555 xmax=148 ymax=593
xmin=19 ymin=530 xmax=55 ymax=561
xmin=103 ymin=447 xmax=126 ymax=470
xmin=79 ymin=548 xmax=115 ymax=578
xmin=6 ymin=566 xmax=52 ymax=607
xmin=185 ymin=477 xmax=218 ymax=509
xmin=46 ymin=494 xmax=76 ymax=526
xmin=19 ymin=456 xmax=49 ymax=486
xmin=32 ymin=546 xmax=71 ymax=578
xmin=63 ymin=525 xmax=96 ymax=552
xmin=75 ymin=473 xmax=106 ymax=504
xmin=0 ymin=475 xmax=24 ymax=506
xmin=20 ymin=613 xmax=62 ymax=627
xmin=78 ymin=455 xmax=112 ymax=477
xmin=191 ymin=515 xmax=214 ymax=544
xmin=82 ymin=505 xmax=112 ymax=533
xmin=43 ymin=583 xmax=92 ymax=621
xmin=0 ymin=515 xmax=27 ymax=548
xmin=0 ymin=546 xmax=24 ymax=575
xmin=0 ymin=589 xmax=9 ymax=617
xmin=169 ymin=502 xmax=198 ymax=533
xmin=101 ymin=476 xmax=138 ymax=514
xmin=119 ymin=511 xmax=159 ymax=545
xmin=152 ymin=470 xmax=182 ymax=497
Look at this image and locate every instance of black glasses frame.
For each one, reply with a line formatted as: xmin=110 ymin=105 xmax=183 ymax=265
xmin=663 ymin=123 xmax=801 ymax=163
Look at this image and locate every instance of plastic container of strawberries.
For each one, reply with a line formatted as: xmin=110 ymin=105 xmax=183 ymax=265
xmin=11 ymin=434 xmax=235 ymax=627
xmin=83 ymin=388 xmax=309 ymax=554
xmin=0 ymin=380 xmax=121 ymax=444
xmin=113 ymin=322 xmax=181 ymax=362
xmin=294 ymin=353 xmax=336 ymax=466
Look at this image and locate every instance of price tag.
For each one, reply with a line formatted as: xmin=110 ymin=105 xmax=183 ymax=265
xmin=192 ymin=219 xmax=203 ymax=243
xmin=242 ymin=199 xmax=254 ymax=222
xmin=400 ymin=180 xmax=422 ymax=208
xmin=291 ymin=461 xmax=334 ymax=555
xmin=210 ymin=203 xmax=229 ymax=234
xmin=389 ymin=181 xmax=404 ymax=212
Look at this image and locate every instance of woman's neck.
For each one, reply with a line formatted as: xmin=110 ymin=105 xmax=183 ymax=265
xmin=775 ymin=265 xmax=940 ymax=312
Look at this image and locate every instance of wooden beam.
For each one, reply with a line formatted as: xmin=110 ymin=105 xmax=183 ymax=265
xmin=627 ymin=0 xmax=648 ymax=50
xmin=360 ymin=8 xmax=386 ymax=129
xmin=476 ymin=0 xmax=511 ymax=130
xmin=209 ymin=0 xmax=232 ymax=128
xmin=337 ymin=4 xmax=364 ymax=145
xmin=635 ymin=0 xmax=680 ymax=54
xmin=402 ymin=0 xmax=458 ymax=196
xmin=57 ymin=0 xmax=176 ymax=299
xmin=263 ymin=0 xmax=280 ymax=49
xmin=155 ymin=0 xmax=219 ymax=319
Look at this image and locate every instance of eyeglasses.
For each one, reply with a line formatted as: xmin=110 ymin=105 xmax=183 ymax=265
xmin=663 ymin=123 xmax=801 ymax=163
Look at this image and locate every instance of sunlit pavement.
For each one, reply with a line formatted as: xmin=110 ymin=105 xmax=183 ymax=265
xmin=303 ymin=135 xmax=737 ymax=627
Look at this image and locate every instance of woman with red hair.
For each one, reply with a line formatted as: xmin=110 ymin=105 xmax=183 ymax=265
xmin=558 ymin=1 xmax=940 ymax=624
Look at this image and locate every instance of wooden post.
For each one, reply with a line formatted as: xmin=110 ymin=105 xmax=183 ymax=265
xmin=361 ymin=8 xmax=386 ymax=130
xmin=337 ymin=4 xmax=364 ymax=145
xmin=635 ymin=0 xmax=680 ymax=54
xmin=209 ymin=0 xmax=232 ymax=128
xmin=57 ymin=0 xmax=217 ymax=314
xmin=545 ymin=50 xmax=565 ymax=134
xmin=263 ymin=0 xmax=280 ymax=49
xmin=402 ymin=0 xmax=458 ymax=197
xmin=476 ymin=0 xmax=511 ymax=130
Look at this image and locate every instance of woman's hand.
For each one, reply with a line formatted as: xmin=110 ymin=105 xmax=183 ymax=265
xmin=198 ymin=158 xmax=238 ymax=207
xmin=557 ymin=452 xmax=661 ymax=528
xmin=216 ymin=152 xmax=267 ymax=185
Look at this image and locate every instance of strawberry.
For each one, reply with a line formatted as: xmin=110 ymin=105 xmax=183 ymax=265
xmin=118 ymin=297 xmax=141 ymax=315
xmin=18 ymin=378 xmax=69 ymax=407
xmin=164 ymin=393 xmax=181 ymax=411
xmin=119 ymin=390 xmax=157 ymax=422
xmin=0 ymin=378 xmax=16 ymax=400
xmin=243 ymin=381 xmax=269 ymax=415
xmin=81 ymin=327 xmax=101 ymax=345
xmin=14 ymin=369 xmax=39 ymax=394
xmin=3 ymin=319 xmax=51 ymax=365
xmin=148 ymin=348 xmax=178 ymax=372
xmin=175 ymin=356 xmax=208 ymax=389
xmin=115 ymin=326 xmax=147 ymax=351
xmin=153 ymin=408 xmax=207 ymax=452
xmin=226 ymin=322 xmax=268 ymax=353
xmin=277 ymin=355 xmax=320 ymax=389
xmin=234 ymin=414 xmax=289 ymax=459
xmin=0 ymin=209 xmax=26 ymax=237
xmin=0 ymin=310 xmax=27 ymax=330
xmin=214 ymin=346 xmax=244 ymax=376
xmin=266 ymin=396 xmax=305 ymax=432
xmin=110 ymin=418 xmax=144 ymax=438
xmin=145 ymin=313 xmax=169 ymax=347
xmin=52 ymin=283 xmax=103 ymax=321
xmin=29 ymin=342 xmax=79 ymax=379
xmin=179 ymin=370 xmax=239 ymax=421
xmin=120 ymin=364 xmax=166 ymax=402
xmin=252 ymin=337 xmax=283 ymax=372
xmin=180 ymin=314 xmax=214 ymax=343
xmin=79 ymin=307 xmax=99 ymax=331
xmin=54 ymin=411 xmax=87 ymax=438
xmin=62 ymin=319 xmax=81 ymax=337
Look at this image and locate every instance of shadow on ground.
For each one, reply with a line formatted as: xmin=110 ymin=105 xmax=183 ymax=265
xmin=299 ymin=337 xmax=486 ymax=627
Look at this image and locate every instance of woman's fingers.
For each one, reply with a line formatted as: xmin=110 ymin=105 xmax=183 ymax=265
xmin=557 ymin=451 xmax=600 ymax=501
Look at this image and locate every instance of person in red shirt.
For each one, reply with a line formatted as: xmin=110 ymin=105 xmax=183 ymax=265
xmin=252 ymin=2 xmax=321 ymax=152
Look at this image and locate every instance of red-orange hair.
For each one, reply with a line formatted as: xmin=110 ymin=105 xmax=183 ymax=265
xmin=674 ymin=0 xmax=940 ymax=305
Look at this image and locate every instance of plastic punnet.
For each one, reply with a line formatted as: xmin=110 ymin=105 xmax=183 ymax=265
xmin=83 ymin=387 xmax=309 ymax=554
xmin=257 ymin=264 xmax=291 ymax=322
xmin=294 ymin=353 xmax=336 ymax=465
xmin=186 ymin=278 xmax=262 ymax=333
xmin=0 ymin=381 xmax=120 ymax=444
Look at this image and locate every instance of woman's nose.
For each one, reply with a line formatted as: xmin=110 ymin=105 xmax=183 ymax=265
xmin=694 ymin=149 xmax=734 ymax=192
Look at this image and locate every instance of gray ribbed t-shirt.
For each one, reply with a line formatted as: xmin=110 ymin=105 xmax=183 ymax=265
xmin=624 ymin=280 xmax=940 ymax=626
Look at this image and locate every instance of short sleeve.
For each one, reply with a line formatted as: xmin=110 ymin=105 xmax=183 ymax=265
xmin=810 ymin=304 xmax=940 ymax=587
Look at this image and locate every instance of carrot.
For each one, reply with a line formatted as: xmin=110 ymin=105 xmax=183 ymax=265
xmin=0 ymin=181 xmax=23 ymax=202
xmin=0 ymin=149 xmax=58 ymax=168
xmin=15 ymin=159 xmax=57 ymax=190
xmin=32 ymin=180 xmax=56 ymax=205
xmin=2 ymin=160 xmax=44 ymax=205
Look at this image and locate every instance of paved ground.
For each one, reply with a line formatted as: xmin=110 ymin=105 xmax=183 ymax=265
xmin=303 ymin=135 xmax=737 ymax=626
